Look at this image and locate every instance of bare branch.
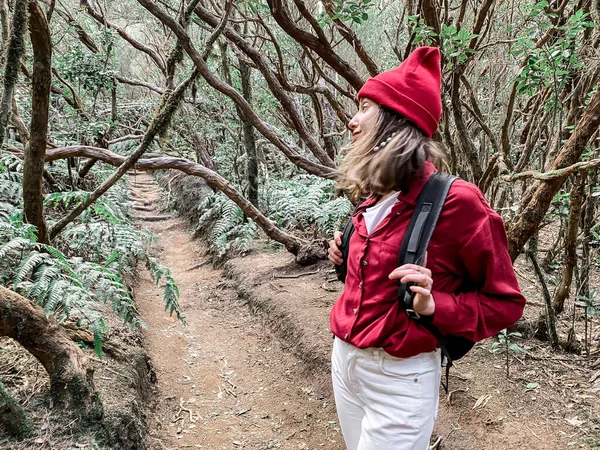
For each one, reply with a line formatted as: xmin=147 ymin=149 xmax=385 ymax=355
xmin=43 ymin=145 xmax=311 ymax=256
xmin=265 ymin=0 xmax=364 ymax=91
xmin=48 ymin=70 xmax=198 ymax=240
xmin=82 ymin=0 xmax=166 ymax=73
xmin=503 ymin=157 xmax=600 ymax=182
xmin=115 ymin=74 xmax=165 ymax=94
xmin=507 ymin=87 xmax=600 ymax=260
xmin=138 ymin=0 xmax=335 ymax=178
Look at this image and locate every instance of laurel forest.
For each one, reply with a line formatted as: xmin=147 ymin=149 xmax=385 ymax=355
xmin=0 ymin=0 xmax=599 ymax=448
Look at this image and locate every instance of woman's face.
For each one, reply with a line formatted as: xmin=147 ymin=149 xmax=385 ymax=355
xmin=348 ymin=98 xmax=379 ymax=142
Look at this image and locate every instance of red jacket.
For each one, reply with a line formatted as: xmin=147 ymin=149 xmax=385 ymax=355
xmin=330 ymin=161 xmax=526 ymax=358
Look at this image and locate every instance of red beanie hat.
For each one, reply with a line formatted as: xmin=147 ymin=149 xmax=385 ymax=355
xmin=357 ymin=46 xmax=442 ymax=137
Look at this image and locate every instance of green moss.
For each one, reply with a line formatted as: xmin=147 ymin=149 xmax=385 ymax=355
xmin=0 ymin=380 xmax=35 ymax=440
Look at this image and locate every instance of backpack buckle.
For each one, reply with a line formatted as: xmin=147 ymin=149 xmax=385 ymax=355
xmin=405 ymin=308 xmax=421 ymax=320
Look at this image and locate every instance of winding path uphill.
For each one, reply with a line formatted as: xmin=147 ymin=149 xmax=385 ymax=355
xmin=129 ymin=172 xmax=342 ymax=450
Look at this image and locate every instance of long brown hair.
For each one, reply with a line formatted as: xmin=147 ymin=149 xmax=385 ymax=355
xmin=337 ymin=106 xmax=445 ymax=203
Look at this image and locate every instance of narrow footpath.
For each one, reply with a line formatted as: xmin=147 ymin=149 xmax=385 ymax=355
xmin=129 ymin=172 xmax=342 ymax=450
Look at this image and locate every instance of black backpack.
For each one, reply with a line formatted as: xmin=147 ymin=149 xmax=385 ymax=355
xmin=334 ymin=172 xmax=474 ymax=392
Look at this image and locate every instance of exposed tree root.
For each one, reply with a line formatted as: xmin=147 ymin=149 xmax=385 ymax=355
xmin=0 ymin=286 xmax=103 ymax=422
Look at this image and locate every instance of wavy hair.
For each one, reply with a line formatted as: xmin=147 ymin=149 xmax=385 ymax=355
xmin=337 ymin=106 xmax=445 ymax=203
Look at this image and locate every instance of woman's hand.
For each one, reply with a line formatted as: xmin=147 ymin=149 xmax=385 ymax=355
xmin=388 ymin=258 xmax=435 ymax=316
xmin=328 ymin=231 xmax=344 ymax=265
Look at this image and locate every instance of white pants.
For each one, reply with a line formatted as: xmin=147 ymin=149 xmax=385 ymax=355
xmin=331 ymin=337 xmax=441 ymax=450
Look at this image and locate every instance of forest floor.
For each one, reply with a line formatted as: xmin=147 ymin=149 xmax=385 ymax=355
xmin=4 ymin=171 xmax=597 ymax=449
xmin=133 ymin=171 xmax=600 ymax=450
xmin=131 ymin=173 xmax=342 ymax=450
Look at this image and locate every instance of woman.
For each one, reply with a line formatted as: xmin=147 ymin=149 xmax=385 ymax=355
xmin=328 ymin=46 xmax=526 ymax=450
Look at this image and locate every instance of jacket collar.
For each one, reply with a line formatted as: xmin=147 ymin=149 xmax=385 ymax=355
xmin=355 ymin=160 xmax=437 ymax=213
xmin=398 ymin=160 xmax=437 ymax=206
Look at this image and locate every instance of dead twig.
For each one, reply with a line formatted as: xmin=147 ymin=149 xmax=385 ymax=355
xmin=179 ymin=397 xmax=195 ymax=422
xmin=268 ymin=282 xmax=290 ymax=294
xmin=274 ymin=270 xmax=320 ymax=279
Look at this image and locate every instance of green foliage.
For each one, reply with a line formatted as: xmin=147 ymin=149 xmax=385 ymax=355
xmin=439 ymin=25 xmax=477 ymax=66
xmin=147 ymin=257 xmax=185 ymax=323
xmin=320 ymin=0 xmax=372 ymax=25
xmin=490 ymin=329 xmax=528 ymax=377
xmin=235 ymin=0 xmax=270 ymax=16
xmin=575 ymin=289 xmax=600 ymax=317
xmin=0 ymin=158 xmax=183 ymax=356
xmin=266 ymin=175 xmax=352 ymax=237
xmin=407 ymin=16 xmax=478 ymax=66
xmin=0 ymin=153 xmax=24 ymax=205
xmin=513 ymin=7 xmax=594 ymax=107
xmin=192 ymin=175 xmax=351 ymax=258
xmin=0 ymin=235 xmax=142 ymax=356
xmin=490 ymin=329 xmax=529 ymax=355
xmin=407 ymin=15 xmax=437 ymax=46
xmin=56 ymin=47 xmax=116 ymax=93
xmin=196 ymin=192 xmax=258 ymax=260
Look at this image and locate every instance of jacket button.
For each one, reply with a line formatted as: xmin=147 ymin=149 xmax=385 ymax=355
xmin=362 ymin=260 xmax=368 ymax=266
xmin=344 ymin=333 xmax=348 ymax=339
xmin=359 ymin=281 xmax=363 ymax=288
xmin=353 ymin=308 xmax=357 ymax=315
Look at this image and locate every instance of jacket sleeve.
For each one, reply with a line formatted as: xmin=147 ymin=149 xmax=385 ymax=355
xmin=431 ymin=207 xmax=526 ymax=341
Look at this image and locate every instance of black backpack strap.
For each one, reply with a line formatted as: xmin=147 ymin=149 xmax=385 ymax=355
xmin=396 ymin=172 xmax=456 ymax=393
xmin=397 ymin=172 xmax=456 ymax=319
xmin=335 ymin=218 xmax=355 ymax=282
xmin=335 ymin=199 xmax=368 ymax=282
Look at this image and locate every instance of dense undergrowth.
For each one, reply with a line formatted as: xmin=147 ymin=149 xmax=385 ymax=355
xmin=158 ymin=170 xmax=353 ymax=262
xmin=0 ymin=150 xmax=183 ymax=355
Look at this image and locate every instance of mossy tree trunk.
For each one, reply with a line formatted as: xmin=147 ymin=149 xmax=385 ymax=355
xmin=239 ymin=55 xmax=259 ymax=208
xmin=22 ymin=0 xmax=51 ymax=244
xmin=0 ymin=380 xmax=35 ymax=440
xmin=0 ymin=0 xmax=27 ymax=145
xmin=0 ymin=286 xmax=102 ymax=421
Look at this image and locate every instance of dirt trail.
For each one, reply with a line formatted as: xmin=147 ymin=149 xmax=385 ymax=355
xmin=129 ymin=172 xmax=342 ymax=450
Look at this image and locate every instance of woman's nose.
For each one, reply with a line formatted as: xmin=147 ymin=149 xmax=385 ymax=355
xmin=348 ymin=114 xmax=359 ymax=130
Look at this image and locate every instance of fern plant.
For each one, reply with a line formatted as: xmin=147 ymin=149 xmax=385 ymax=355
xmin=0 ymin=157 xmax=184 ymax=355
xmin=266 ymin=175 xmax=352 ymax=237
xmin=189 ymin=174 xmax=351 ymax=258
xmin=196 ymin=191 xmax=258 ymax=260
xmin=0 ymin=153 xmax=24 ymax=205
xmin=0 ymin=236 xmax=141 ymax=355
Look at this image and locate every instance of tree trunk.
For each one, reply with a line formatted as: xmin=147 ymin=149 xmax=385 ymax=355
xmin=0 ymin=286 xmax=102 ymax=420
xmin=0 ymin=380 xmax=35 ymax=439
xmin=507 ymin=87 xmax=600 ymax=261
xmin=0 ymin=0 xmax=9 ymax=52
xmin=551 ymin=174 xmax=586 ymax=314
xmin=580 ymin=169 xmax=597 ymax=303
xmin=450 ymin=70 xmax=483 ymax=184
xmin=239 ymin=56 xmax=259 ymax=208
xmin=219 ymin=36 xmax=259 ymax=207
xmin=0 ymin=0 xmax=27 ymax=145
xmin=11 ymin=96 xmax=29 ymax=145
xmin=527 ymin=235 xmax=559 ymax=348
xmin=22 ymin=0 xmax=51 ymax=244
xmin=188 ymin=123 xmax=216 ymax=172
